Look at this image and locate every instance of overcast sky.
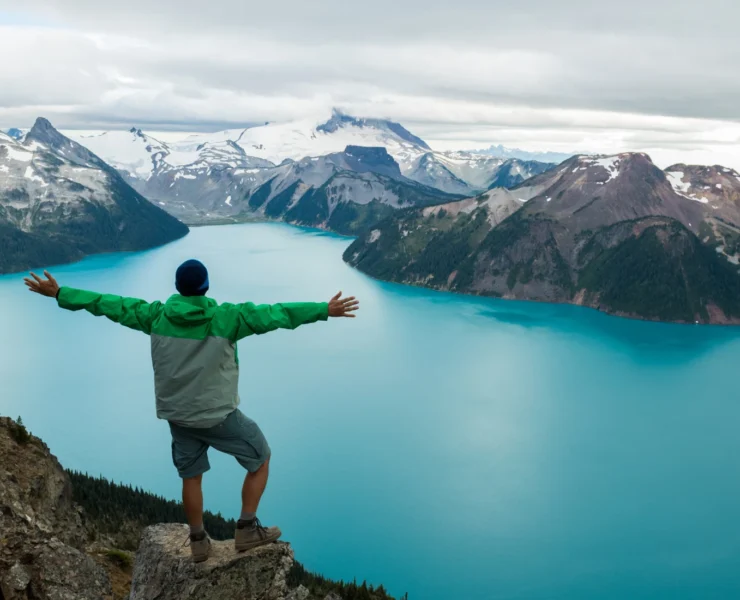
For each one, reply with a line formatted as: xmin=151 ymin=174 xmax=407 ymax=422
xmin=1 ymin=1 xmax=739 ymax=167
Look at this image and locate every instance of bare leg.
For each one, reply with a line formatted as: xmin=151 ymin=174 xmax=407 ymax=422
xmin=183 ymin=474 xmax=204 ymax=528
xmin=242 ymin=458 xmax=270 ymax=516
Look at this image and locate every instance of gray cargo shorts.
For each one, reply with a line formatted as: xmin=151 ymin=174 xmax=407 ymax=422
xmin=169 ymin=409 xmax=271 ymax=479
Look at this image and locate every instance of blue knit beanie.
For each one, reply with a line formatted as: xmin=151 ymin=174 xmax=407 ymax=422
xmin=175 ymin=259 xmax=209 ymax=296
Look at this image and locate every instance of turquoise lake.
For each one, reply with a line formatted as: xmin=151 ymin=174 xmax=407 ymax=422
xmin=2 ymin=222 xmax=740 ymax=599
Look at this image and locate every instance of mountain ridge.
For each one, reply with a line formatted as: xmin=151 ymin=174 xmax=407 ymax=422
xmin=0 ymin=118 xmax=188 ymax=274
xmin=344 ymin=152 xmax=740 ymax=324
xmin=64 ymin=114 xmax=556 ymax=200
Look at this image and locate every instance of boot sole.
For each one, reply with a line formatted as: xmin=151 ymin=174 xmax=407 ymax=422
xmin=235 ymin=531 xmax=282 ymax=552
xmin=193 ymin=553 xmax=209 ymax=563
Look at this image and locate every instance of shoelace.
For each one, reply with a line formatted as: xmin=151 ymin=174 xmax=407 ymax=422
xmin=252 ymin=517 xmax=268 ymax=540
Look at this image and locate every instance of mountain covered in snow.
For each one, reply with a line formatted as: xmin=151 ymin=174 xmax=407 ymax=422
xmin=131 ymin=145 xmax=462 ymax=234
xmin=0 ymin=118 xmax=188 ymax=274
xmin=64 ymin=112 xmax=556 ymax=207
xmin=345 ymin=153 xmax=740 ymax=324
xmin=404 ymin=151 xmax=554 ymax=194
xmin=476 ymin=144 xmax=574 ymax=165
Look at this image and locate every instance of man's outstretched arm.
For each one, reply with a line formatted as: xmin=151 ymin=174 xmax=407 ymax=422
xmin=24 ymin=271 xmax=162 ymax=335
xmin=227 ymin=291 xmax=360 ymax=340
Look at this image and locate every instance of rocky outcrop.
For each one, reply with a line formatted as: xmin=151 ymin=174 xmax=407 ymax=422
xmin=0 ymin=416 xmax=111 ymax=599
xmin=129 ymin=523 xmax=294 ymax=600
xmin=0 ymin=417 xmax=395 ymax=600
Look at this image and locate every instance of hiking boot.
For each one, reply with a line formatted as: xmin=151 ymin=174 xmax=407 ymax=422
xmin=235 ymin=517 xmax=282 ymax=552
xmin=188 ymin=531 xmax=211 ymax=563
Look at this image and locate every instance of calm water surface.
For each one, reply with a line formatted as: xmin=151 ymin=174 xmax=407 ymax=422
xmin=2 ymin=223 xmax=740 ymax=599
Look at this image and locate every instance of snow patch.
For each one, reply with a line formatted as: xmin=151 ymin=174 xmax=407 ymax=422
xmin=716 ymin=183 xmax=722 ymax=189
xmin=666 ymin=171 xmax=710 ymax=204
xmin=546 ymin=197 xmax=552 ymax=202
xmin=4 ymin=145 xmax=33 ymax=163
xmin=225 ymin=195 xmax=232 ymax=206
xmin=666 ymin=171 xmax=692 ymax=195
xmin=24 ymin=165 xmax=46 ymax=186
xmin=589 ymin=156 xmax=620 ymax=183
xmin=369 ymin=229 xmax=382 ymax=243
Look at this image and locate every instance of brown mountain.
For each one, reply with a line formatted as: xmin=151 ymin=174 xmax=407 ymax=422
xmin=344 ymin=153 xmax=740 ymax=324
xmin=664 ymin=163 xmax=740 ymax=263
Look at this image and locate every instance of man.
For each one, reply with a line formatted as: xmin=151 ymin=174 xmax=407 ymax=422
xmin=24 ymin=260 xmax=359 ymax=562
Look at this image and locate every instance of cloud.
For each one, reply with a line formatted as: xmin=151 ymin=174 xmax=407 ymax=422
xmin=0 ymin=1 xmax=739 ymax=167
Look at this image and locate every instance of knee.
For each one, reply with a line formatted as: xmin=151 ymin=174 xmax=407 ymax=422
xmin=184 ymin=473 xmax=203 ymax=485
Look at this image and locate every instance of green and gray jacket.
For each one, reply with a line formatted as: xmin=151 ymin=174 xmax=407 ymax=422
xmin=57 ymin=287 xmax=329 ymax=428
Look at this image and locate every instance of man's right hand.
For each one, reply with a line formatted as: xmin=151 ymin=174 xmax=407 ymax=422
xmin=328 ymin=292 xmax=360 ymax=318
xmin=24 ymin=271 xmax=61 ymax=298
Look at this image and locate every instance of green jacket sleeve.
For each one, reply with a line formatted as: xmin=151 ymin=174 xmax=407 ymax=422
xmin=56 ymin=287 xmax=162 ymax=335
xmin=223 ymin=301 xmax=329 ymax=341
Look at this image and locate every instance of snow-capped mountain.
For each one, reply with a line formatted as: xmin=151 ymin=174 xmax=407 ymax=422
xmin=132 ymin=145 xmax=460 ymax=233
xmin=476 ymin=144 xmax=573 ymax=165
xmin=186 ymin=110 xmax=432 ymax=167
xmin=65 ymin=112 xmax=554 ymax=197
xmin=0 ymin=118 xmax=187 ymax=274
xmin=67 ymin=127 xmax=275 ymax=181
xmin=403 ymin=151 xmax=555 ymax=195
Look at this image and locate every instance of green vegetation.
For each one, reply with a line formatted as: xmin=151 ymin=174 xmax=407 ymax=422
xmin=343 ymin=210 xmax=433 ymax=281
xmin=326 ymin=200 xmax=397 ymax=235
xmin=247 ymin=178 xmax=275 ymax=210
xmin=9 ymin=415 xmax=31 ymax=445
xmin=105 ymin=549 xmax=133 ymax=570
xmin=287 ymin=561 xmax=401 ymax=600
xmin=384 ymin=178 xmax=460 ymax=208
xmin=408 ymin=210 xmax=489 ymax=286
xmin=578 ymin=221 xmax=740 ymax=322
xmin=477 ymin=211 xmax=531 ymax=256
xmin=66 ymin=471 xmax=237 ymax=547
xmin=263 ymin=181 xmax=299 ymax=217
xmin=284 ymin=186 xmax=330 ymax=226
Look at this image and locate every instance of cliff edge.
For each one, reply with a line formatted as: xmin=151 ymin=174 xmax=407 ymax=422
xmin=0 ymin=416 xmax=395 ymax=600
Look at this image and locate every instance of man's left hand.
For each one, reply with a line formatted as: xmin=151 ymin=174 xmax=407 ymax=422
xmin=24 ymin=271 xmax=60 ymax=298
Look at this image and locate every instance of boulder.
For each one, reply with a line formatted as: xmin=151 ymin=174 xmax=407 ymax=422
xmin=129 ymin=523 xmax=294 ymax=600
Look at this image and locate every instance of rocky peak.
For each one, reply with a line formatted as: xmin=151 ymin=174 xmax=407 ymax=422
xmin=316 ymin=109 xmax=431 ymax=150
xmin=25 ymin=117 xmax=108 ymax=171
xmin=342 ymin=145 xmax=402 ymax=177
xmin=0 ymin=417 xmax=111 ymax=599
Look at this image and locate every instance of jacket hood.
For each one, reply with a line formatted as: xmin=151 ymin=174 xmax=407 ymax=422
xmin=163 ymin=294 xmax=216 ymax=325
